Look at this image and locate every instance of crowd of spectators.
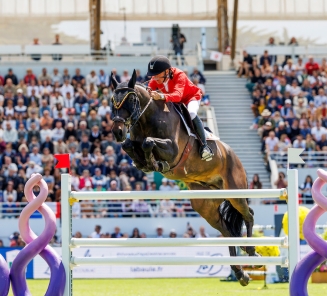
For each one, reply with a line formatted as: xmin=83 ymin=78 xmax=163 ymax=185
xmin=0 ymin=224 xmax=211 ymax=247
xmin=239 ymin=39 xmax=327 ymax=168
xmin=0 ymin=65 xmax=208 ymax=218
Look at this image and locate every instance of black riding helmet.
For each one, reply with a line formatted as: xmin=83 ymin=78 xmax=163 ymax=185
xmin=146 ymin=55 xmax=171 ymax=77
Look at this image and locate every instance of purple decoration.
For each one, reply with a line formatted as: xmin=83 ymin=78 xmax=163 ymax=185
xmin=10 ymin=173 xmax=65 ymax=296
xmin=0 ymin=254 xmax=10 ymax=296
xmin=290 ymin=169 xmax=327 ymax=296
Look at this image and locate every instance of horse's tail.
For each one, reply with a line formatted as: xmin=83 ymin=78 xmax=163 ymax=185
xmin=218 ymin=176 xmax=248 ymax=238
xmin=218 ymin=200 xmax=244 ymax=237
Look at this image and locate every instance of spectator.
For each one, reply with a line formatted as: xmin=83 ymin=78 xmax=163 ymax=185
xmin=51 ymin=121 xmax=65 ymax=142
xmin=314 ymin=88 xmax=327 ymax=108
xmin=51 ymin=68 xmax=62 ymax=85
xmin=31 ymin=38 xmax=41 ymax=61
xmin=280 ymin=99 xmax=295 ymax=119
xmin=195 ymin=226 xmax=209 ymax=238
xmin=169 ymin=229 xmax=177 ymax=238
xmin=159 ymin=178 xmax=170 ymax=191
xmin=111 ymin=226 xmax=123 ymax=238
xmin=109 ymin=69 xmax=121 ymax=88
xmin=24 ymin=69 xmax=36 ymax=85
xmin=132 ymin=199 xmax=149 ymax=217
xmin=5 ymin=69 xmax=18 ymax=85
xmin=305 ymin=56 xmax=320 ymax=76
xmin=160 ymin=199 xmax=175 ymax=217
xmin=120 ymin=70 xmax=131 ymax=83
xmin=274 ymin=172 xmax=288 ymax=189
xmin=135 ymin=69 xmax=144 ymax=83
xmin=155 ymin=226 xmax=164 ymax=238
xmin=168 ymin=180 xmax=179 ymax=190
xmin=317 ymin=133 xmax=327 ymax=151
xmin=97 ymin=99 xmax=111 ymax=117
xmin=3 ymin=182 xmax=17 ymax=202
xmin=98 ymin=69 xmax=109 ymax=85
xmin=52 ymin=34 xmax=63 ymax=61
xmin=249 ymin=174 xmax=262 ymax=189
xmin=26 ymin=161 xmax=43 ymax=178
xmin=299 ymin=176 xmax=314 ymax=204
xmin=237 ymin=50 xmax=253 ymax=77
xmin=190 ymin=68 xmax=206 ymax=85
xmin=265 ymin=131 xmax=279 ymax=155
xmin=283 ymin=59 xmax=296 ymax=74
xmin=2 ymin=194 xmax=18 ymax=218
xmin=60 ymin=79 xmax=74 ymax=97
xmin=74 ymin=89 xmax=88 ymax=115
xmin=130 ymin=228 xmax=141 ymax=238
xmin=311 ymin=120 xmax=326 ymax=142
xmin=38 ymin=68 xmax=51 ymax=83
xmin=293 ymin=134 xmax=306 ymax=149
xmin=3 ymin=122 xmax=18 ymax=144
xmin=72 ymin=68 xmax=85 ymax=86
xmin=4 ymin=79 xmax=17 ymax=95
xmin=86 ymin=70 xmax=99 ymax=88
xmin=260 ymin=50 xmax=272 ymax=66
xmin=90 ymin=225 xmax=102 ymax=238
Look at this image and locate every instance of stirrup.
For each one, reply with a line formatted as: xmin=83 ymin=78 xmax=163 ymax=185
xmin=200 ymin=145 xmax=213 ymax=161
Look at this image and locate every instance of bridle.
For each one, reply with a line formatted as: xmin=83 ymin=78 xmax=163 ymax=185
xmin=111 ymin=86 xmax=152 ymax=132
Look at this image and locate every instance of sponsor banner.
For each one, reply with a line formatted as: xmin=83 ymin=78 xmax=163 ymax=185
xmin=34 ymin=246 xmax=231 ymax=278
xmin=0 ymin=247 xmax=33 ymax=279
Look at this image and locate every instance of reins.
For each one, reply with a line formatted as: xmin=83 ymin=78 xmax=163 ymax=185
xmin=111 ymin=85 xmax=153 ymax=132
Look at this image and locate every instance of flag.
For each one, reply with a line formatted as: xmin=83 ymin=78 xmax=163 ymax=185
xmin=288 ymin=148 xmax=304 ymax=164
xmin=54 ymin=154 xmax=70 ymax=169
xmin=210 ymin=51 xmax=223 ymax=62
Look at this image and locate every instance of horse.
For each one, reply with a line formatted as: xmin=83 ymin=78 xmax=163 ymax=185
xmin=110 ymin=70 xmax=258 ymax=286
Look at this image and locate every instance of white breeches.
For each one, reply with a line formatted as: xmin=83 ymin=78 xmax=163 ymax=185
xmin=187 ymin=100 xmax=200 ymax=120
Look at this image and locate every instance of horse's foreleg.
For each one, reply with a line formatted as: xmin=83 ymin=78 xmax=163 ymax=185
xmin=142 ymin=137 xmax=177 ymax=173
xmin=122 ymin=139 xmax=148 ymax=172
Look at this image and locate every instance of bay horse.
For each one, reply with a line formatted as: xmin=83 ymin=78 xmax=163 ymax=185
xmin=111 ymin=70 xmax=258 ymax=286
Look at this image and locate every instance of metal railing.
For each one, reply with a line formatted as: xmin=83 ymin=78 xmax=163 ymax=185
xmin=269 ymin=151 xmax=327 ymax=168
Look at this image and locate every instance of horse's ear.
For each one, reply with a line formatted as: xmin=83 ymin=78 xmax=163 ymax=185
xmin=128 ymin=69 xmax=137 ymax=89
xmin=111 ymin=72 xmax=118 ymax=89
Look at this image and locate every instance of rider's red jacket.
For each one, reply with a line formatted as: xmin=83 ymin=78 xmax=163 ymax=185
xmin=148 ymin=67 xmax=202 ymax=105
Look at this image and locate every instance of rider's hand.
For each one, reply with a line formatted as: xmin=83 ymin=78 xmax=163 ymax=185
xmin=150 ymin=91 xmax=165 ymax=101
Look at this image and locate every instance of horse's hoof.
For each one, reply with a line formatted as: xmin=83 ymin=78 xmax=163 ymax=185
xmin=239 ymin=271 xmax=250 ymax=286
xmin=235 ymin=270 xmax=250 ymax=286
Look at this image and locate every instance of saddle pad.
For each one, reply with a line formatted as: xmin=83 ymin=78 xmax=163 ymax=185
xmin=205 ymin=129 xmax=220 ymax=141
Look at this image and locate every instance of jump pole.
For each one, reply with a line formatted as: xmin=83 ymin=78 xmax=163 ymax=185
xmin=287 ymin=148 xmax=304 ymax=279
xmin=61 ymin=174 xmax=72 ymax=296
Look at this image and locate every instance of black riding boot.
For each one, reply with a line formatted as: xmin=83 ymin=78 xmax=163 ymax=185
xmin=192 ymin=115 xmax=213 ymax=161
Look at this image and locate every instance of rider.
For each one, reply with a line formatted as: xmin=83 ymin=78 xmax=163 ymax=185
xmin=146 ymin=55 xmax=213 ymax=161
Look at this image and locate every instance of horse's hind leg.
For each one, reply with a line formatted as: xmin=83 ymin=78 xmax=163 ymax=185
xmin=187 ymin=182 xmax=250 ymax=287
xmin=223 ymin=171 xmax=259 ymax=258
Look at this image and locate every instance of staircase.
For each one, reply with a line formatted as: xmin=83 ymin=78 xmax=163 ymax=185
xmin=204 ymin=71 xmax=271 ymax=189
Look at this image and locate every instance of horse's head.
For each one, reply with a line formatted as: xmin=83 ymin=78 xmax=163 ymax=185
xmin=111 ymin=69 xmax=140 ymax=142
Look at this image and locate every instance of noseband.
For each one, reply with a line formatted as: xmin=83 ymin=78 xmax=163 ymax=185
xmin=111 ymin=86 xmax=152 ymax=132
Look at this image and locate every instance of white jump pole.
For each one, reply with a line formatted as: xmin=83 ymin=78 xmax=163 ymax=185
xmin=70 ymin=237 xmax=287 ymax=248
xmin=287 ymin=148 xmax=304 ymax=280
xmin=61 ymin=174 xmax=72 ymax=296
xmin=71 ymin=256 xmax=287 ymax=267
xmin=70 ymin=188 xmax=287 ymax=201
